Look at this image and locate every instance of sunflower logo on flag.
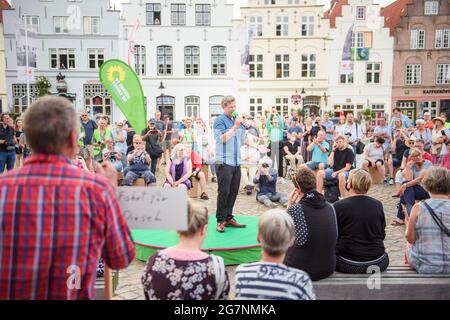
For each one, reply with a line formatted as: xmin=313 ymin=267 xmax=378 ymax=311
xmin=106 ymin=65 xmax=126 ymax=82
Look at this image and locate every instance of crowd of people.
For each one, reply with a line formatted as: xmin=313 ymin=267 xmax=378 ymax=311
xmin=0 ymin=95 xmax=449 ymax=301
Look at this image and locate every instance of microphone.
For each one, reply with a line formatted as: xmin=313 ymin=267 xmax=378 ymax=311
xmin=232 ymin=111 xmax=238 ymax=119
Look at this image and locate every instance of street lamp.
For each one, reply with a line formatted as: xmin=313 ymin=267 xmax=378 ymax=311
xmin=157 ymin=81 xmax=165 ymax=118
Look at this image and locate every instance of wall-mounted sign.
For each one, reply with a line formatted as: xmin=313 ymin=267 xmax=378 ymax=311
xmin=423 ymin=89 xmax=450 ymax=94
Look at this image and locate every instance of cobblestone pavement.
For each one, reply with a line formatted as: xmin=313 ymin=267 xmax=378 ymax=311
xmin=112 ymin=166 xmax=405 ymax=300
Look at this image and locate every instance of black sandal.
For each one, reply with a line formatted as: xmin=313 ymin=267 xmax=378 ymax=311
xmin=200 ymin=192 xmax=209 ymax=200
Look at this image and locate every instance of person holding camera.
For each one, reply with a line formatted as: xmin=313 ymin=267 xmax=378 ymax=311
xmin=0 ymin=113 xmax=17 ymax=172
xmin=101 ymin=138 xmax=123 ymax=172
xmin=142 ymin=118 xmax=163 ymax=174
xmin=254 ymin=156 xmax=288 ymax=208
xmin=123 ymin=135 xmax=157 ymax=186
xmin=305 ymin=130 xmax=329 ymax=171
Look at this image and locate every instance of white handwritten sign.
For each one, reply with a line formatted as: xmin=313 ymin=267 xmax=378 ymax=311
xmin=117 ymin=187 xmax=188 ymax=230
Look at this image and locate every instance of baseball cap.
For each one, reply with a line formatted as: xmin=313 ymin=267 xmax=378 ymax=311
xmin=148 ymin=118 xmax=156 ymax=124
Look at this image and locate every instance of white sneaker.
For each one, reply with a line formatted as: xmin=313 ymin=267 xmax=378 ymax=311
xmin=388 ymin=179 xmax=394 ymax=185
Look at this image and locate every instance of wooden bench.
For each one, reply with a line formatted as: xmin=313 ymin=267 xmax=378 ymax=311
xmin=313 ymin=265 xmax=450 ymax=300
xmin=94 ymin=269 xmax=120 ymax=300
xmin=369 ymin=166 xmax=384 ymax=184
xmin=132 ymin=178 xmax=146 ymax=187
xmin=188 ymin=166 xmax=209 ymax=198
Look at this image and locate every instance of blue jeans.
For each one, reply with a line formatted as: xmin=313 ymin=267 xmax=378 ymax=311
xmin=0 ymin=150 xmax=16 ymax=173
xmin=397 ymin=185 xmax=430 ymax=220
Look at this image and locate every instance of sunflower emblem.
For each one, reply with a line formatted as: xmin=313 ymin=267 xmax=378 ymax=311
xmin=106 ymin=65 xmax=126 ymax=82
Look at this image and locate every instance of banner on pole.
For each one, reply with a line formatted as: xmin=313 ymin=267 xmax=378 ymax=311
xmin=99 ymin=59 xmax=147 ymax=134
xmin=15 ymin=25 xmax=37 ymax=82
xmin=239 ymin=24 xmax=256 ymax=79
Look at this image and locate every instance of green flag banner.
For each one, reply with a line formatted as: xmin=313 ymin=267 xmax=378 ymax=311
xmin=350 ymin=48 xmax=369 ymax=61
xmin=99 ymin=59 xmax=147 ymax=134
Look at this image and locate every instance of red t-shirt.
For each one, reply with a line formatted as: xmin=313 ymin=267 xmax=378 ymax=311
xmin=191 ymin=150 xmax=202 ymax=170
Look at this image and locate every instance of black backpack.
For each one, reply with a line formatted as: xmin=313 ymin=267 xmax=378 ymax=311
xmin=324 ymin=180 xmax=340 ymax=203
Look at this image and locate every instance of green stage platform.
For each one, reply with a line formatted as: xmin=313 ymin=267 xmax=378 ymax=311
xmin=132 ymin=215 xmax=261 ymax=265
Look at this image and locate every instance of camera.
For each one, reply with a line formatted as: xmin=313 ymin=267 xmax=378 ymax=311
xmin=5 ymin=141 xmax=15 ymax=151
xmin=292 ymin=117 xmax=298 ymax=122
xmin=262 ymin=163 xmax=270 ymax=169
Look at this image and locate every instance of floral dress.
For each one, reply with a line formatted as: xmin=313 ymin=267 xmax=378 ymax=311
xmin=142 ymin=249 xmax=230 ymax=300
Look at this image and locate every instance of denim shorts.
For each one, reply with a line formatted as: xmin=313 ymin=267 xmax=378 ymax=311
xmin=325 ymin=168 xmax=349 ymax=181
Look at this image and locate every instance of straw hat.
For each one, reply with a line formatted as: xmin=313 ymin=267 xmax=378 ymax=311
xmin=432 ymin=117 xmax=446 ymax=126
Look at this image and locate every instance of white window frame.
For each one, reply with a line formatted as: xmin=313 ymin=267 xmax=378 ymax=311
xmin=50 ymin=48 xmax=76 ymax=70
xmin=171 ymin=3 xmax=186 ymax=26
xmin=436 ymin=64 xmax=450 ymax=84
xmin=249 ymin=97 xmax=263 ymax=117
xmin=275 ymin=97 xmax=290 ymax=117
xmin=340 ymin=73 xmax=354 ymax=84
xmin=212 ymin=46 xmax=226 ymax=76
xmin=366 ymin=62 xmax=381 ymax=84
xmin=276 ymin=16 xmax=289 ymax=37
xmin=88 ymin=49 xmax=104 ymax=70
xmin=83 ymin=16 xmax=100 ymax=35
xmin=195 ymin=4 xmax=211 ymax=26
xmin=435 ymin=29 xmax=450 ymax=49
xmin=134 ymin=45 xmax=146 ymax=76
xmin=301 ymin=16 xmax=314 ymax=36
xmin=424 ymin=1 xmax=439 ymax=15
xmin=405 ymin=64 xmax=422 ymax=85
xmin=351 ymin=32 xmax=364 ymax=48
xmin=356 ymin=7 xmax=366 ymax=20
xmin=53 ymin=16 xmax=68 ymax=33
xmin=249 ymin=54 xmax=263 ymax=78
xmin=185 ymin=96 xmax=200 ymax=118
xmin=23 ymin=15 xmax=40 ymax=32
xmin=185 ymin=46 xmax=200 ymax=76
xmin=301 ymin=54 xmax=316 ymax=78
xmin=275 ymin=54 xmax=289 ymax=78
xmin=157 ymin=46 xmax=173 ymax=76
xmin=410 ymin=29 xmax=425 ymax=49
xmin=146 ymin=3 xmax=161 ymax=25
xmin=250 ymin=16 xmax=263 ymax=37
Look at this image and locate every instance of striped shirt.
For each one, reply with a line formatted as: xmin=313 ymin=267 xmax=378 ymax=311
xmin=0 ymin=154 xmax=135 ymax=299
xmin=235 ymin=262 xmax=316 ymax=300
xmin=409 ymin=199 xmax=450 ymax=274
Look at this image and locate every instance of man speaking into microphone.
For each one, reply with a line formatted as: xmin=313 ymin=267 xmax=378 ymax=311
xmin=213 ymin=95 xmax=247 ymax=233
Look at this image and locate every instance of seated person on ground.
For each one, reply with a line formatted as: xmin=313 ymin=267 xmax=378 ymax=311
xmin=284 ymin=167 xmax=337 ymax=281
xmin=316 ymin=135 xmax=354 ymax=198
xmin=333 ymin=169 xmax=389 ymax=273
xmin=235 ymin=209 xmax=316 ymax=300
xmin=122 ymin=135 xmax=156 ymax=186
xmin=186 ymin=143 xmax=209 ymax=200
xmin=163 ymin=143 xmax=192 ymax=189
xmin=305 ymin=130 xmax=329 ymax=171
xmin=142 ymin=199 xmax=230 ymax=300
xmin=240 ymin=137 xmax=260 ymax=195
xmin=362 ymin=137 xmax=389 ymax=183
xmin=284 ymin=132 xmax=304 ymax=174
xmin=405 ymin=167 xmax=450 ymax=273
xmin=254 ymin=157 xmax=288 ymax=208
xmin=101 ymin=137 xmax=123 ymax=172
xmin=393 ymin=149 xmax=432 ymax=226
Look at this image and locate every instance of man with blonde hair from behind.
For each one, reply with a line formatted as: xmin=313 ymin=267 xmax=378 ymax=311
xmin=235 ymin=209 xmax=316 ymax=300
